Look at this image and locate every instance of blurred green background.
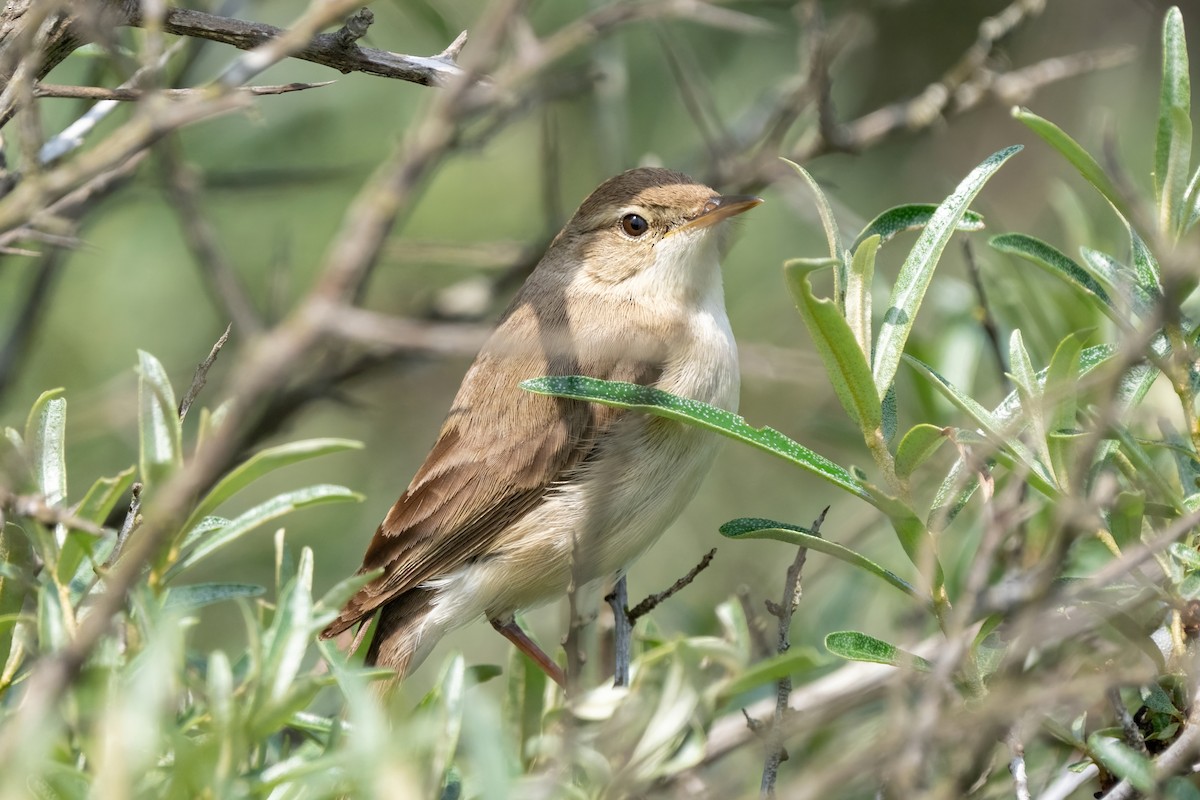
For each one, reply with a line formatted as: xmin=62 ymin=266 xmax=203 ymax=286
xmin=3 ymin=0 xmax=1197 ymax=696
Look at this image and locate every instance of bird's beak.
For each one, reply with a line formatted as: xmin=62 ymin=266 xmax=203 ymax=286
xmin=668 ymin=194 xmax=763 ymax=236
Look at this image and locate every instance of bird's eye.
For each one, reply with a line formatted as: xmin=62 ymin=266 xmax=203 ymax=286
xmin=620 ymin=213 xmax=649 ymax=237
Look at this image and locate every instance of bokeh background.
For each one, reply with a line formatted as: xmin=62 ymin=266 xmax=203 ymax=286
xmin=3 ymin=0 xmax=1198 ymax=700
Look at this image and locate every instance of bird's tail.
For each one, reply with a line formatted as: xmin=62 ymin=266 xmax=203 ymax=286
xmin=363 ymin=590 xmax=439 ymax=690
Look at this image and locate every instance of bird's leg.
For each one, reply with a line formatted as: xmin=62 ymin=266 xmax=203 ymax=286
xmin=490 ymin=617 xmax=566 ymax=688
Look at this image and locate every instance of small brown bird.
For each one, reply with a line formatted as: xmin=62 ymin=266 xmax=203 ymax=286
xmin=320 ymin=167 xmax=761 ymax=686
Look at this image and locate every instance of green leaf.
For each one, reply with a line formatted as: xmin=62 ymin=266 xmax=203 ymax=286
xmin=74 ymin=466 xmax=135 ymax=526
xmin=181 ymin=438 xmax=363 ymax=537
xmin=521 ymin=376 xmax=873 ymax=503
xmin=1012 ymin=107 xmax=1131 ymax=221
xmin=784 ymin=261 xmax=882 ymax=438
xmin=38 ymin=579 xmax=68 ymax=653
xmin=1156 ymin=7 xmax=1192 ymax=234
xmin=1046 ymin=332 xmax=1085 ymax=483
xmin=1129 ymin=229 xmax=1164 ymax=296
xmin=1079 ymin=248 xmax=1154 ymax=317
xmin=167 ymin=485 xmax=363 ymax=578
xmin=1186 ymin=165 xmax=1200 ymax=232
xmin=137 ymin=350 xmax=183 ymax=486
xmin=989 ymin=233 xmax=1115 ymax=316
xmin=928 ymin=461 xmax=980 ymax=533
xmin=851 ymin=204 xmax=985 ymax=251
xmin=873 ymin=146 xmax=1021 ymax=398
xmin=846 ymin=234 xmax=879 ymax=359
xmin=903 ymin=354 xmax=1058 ymax=495
xmin=24 ymin=389 xmax=67 ymax=508
xmin=712 ymin=647 xmax=824 ymax=703
xmin=824 ymin=630 xmax=932 ymax=671
xmin=1088 ymin=733 xmax=1155 ymax=792
xmin=784 ymin=159 xmax=841 ymax=264
xmin=720 ymin=518 xmax=920 ymax=600
xmin=783 ymin=159 xmax=845 ymax=310
xmin=895 ymin=424 xmax=949 ymax=479
xmin=260 ymin=548 xmax=316 ymax=707
xmin=871 ymin=492 xmax=943 ymax=586
xmin=1007 ymin=329 xmax=1054 ymax=473
xmin=0 ymin=524 xmax=35 ymax=666
xmin=163 ymin=582 xmax=266 ymax=610
xmin=1169 ymin=542 xmax=1200 ymax=570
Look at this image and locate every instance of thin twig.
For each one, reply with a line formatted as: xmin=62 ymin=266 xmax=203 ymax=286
xmin=177 ymin=324 xmax=232 ymax=422
xmin=963 ymin=239 xmax=1011 ymax=394
xmin=333 ymin=7 xmax=373 ymax=50
xmin=157 ymin=137 xmax=263 ymax=336
xmin=759 ymin=507 xmax=823 ymax=798
xmin=0 ymin=489 xmax=105 ymax=537
xmin=1109 ymin=686 xmax=1150 ymax=755
xmin=1008 ymin=730 xmax=1031 ymax=800
xmin=627 ymin=547 xmax=717 ymax=622
xmin=101 ymin=482 xmax=142 ymax=573
xmin=33 ymin=81 xmax=334 ymax=101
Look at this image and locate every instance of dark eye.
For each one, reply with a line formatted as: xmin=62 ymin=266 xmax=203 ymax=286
xmin=620 ymin=213 xmax=649 ymax=237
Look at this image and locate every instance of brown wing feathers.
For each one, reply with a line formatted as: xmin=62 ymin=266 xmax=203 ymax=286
xmin=319 ymin=299 xmax=664 ymax=641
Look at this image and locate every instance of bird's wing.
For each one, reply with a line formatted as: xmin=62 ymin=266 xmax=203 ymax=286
xmin=321 ymin=302 xmax=662 ymax=638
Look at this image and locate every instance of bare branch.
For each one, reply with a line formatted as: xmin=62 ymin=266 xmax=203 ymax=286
xmin=626 ymin=547 xmax=717 ymax=622
xmin=0 ymin=489 xmax=106 ymax=536
xmin=177 ymin=324 xmax=233 ymax=422
xmin=33 ymin=81 xmax=334 ymax=101
xmin=758 ymin=508 xmax=823 ymax=798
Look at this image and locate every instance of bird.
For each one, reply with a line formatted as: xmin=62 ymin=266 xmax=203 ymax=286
xmin=320 ymin=167 xmax=761 ymax=688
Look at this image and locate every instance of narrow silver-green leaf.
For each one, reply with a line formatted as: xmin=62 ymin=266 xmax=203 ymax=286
xmin=895 ymin=423 xmax=949 ymax=479
xmin=168 ymin=485 xmax=363 ymax=577
xmin=784 ymin=158 xmax=841 ymax=263
xmin=181 ymin=438 xmax=364 ymax=537
xmin=137 ymin=350 xmax=183 ymax=486
xmin=713 ymin=647 xmax=824 ymax=703
xmin=720 ymin=517 xmax=919 ymax=600
xmin=989 ymin=233 xmax=1115 ymax=316
xmin=1186 ymin=165 xmax=1200 ymax=232
xmin=785 ymin=261 xmax=882 ymax=438
xmin=1155 ymin=6 xmax=1191 ymax=234
xmin=1079 ymin=247 xmax=1154 ymax=317
xmin=904 ymin=354 xmax=1058 ymax=495
xmin=262 ymin=547 xmax=316 ymax=705
xmin=851 ymin=205 xmax=985 ymax=251
xmin=1046 ymin=332 xmax=1085 ymax=484
xmin=873 ymin=146 xmax=1021 ymax=398
xmin=1008 ymin=329 xmax=1054 ymax=472
xmin=163 ymin=582 xmax=266 ymax=610
xmin=24 ymin=389 xmax=67 ymax=508
xmin=824 ymin=630 xmax=932 ymax=671
xmin=1088 ymin=733 xmax=1155 ymax=793
xmin=0 ymin=524 xmax=35 ymax=666
xmin=522 ymin=376 xmax=873 ymax=503
xmin=1013 ymin=107 xmax=1131 ymax=220
xmin=1129 ymin=226 xmax=1164 ymax=295
xmin=846 ymin=234 xmax=879 ymax=359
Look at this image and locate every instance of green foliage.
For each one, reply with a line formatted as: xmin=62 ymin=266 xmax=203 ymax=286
xmin=5 ymin=6 xmax=1200 ymax=798
xmin=525 ymin=7 xmax=1200 ymax=795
